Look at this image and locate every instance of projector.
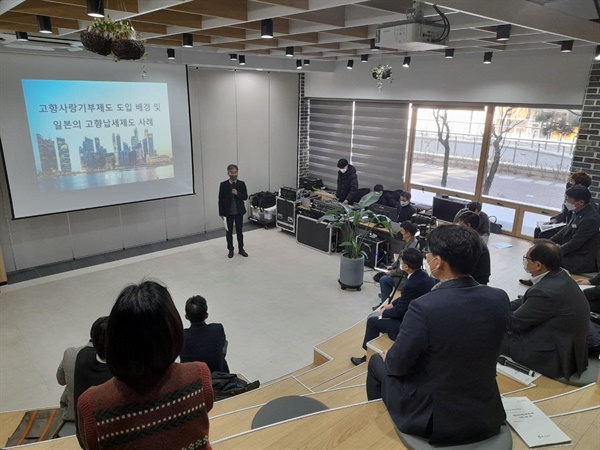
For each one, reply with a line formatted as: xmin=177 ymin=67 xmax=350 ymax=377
xmin=376 ymin=22 xmax=448 ymax=51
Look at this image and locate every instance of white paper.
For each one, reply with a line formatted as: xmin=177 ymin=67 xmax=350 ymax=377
xmin=503 ymin=397 xmax=571 ymax=448
xmin=489 ymin=242 xmax=513 ymax=249
xmin=497 ymin=363 xmax=541 ymax=386
xmin=223 ymin=217 xmax=228 ymax=232
xmin=537 ymin=221 xmax=565 ymax=233
xmin=373 ymin=267 xmax=388 ymax=273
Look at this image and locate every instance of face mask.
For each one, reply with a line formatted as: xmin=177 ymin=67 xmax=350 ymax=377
xmin=564 ymin=201 xmax=576 ymax=211
xmin=400 ymin=201 xmax=409 ymax=207
xmin=522 ymin=257 xmax=529 ymax=273
xmin=339 ymin=168 xmax=347 ymax=174
xmin=229 ymin=175 xmax=237 ymax=181
xmin=427 ymin=256 xmax=439 ymax=276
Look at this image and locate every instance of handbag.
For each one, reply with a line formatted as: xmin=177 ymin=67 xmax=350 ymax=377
xmin=488 ymin=216 xmax=503 ymax=234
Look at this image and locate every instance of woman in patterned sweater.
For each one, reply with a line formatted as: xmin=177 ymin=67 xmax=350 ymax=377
xmin=77 ymin=281 xmax=214 ymax=450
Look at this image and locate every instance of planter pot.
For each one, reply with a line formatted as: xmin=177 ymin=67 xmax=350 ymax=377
xmin=80 ymin=30 xmax=112 ymax=56
xmin=111 ymin=39 xmax=145 ymax=60
xmin=371 ymin=69 xmax=392 ymax=80
xmin=339 ymin=254 xmax=364 ymax=290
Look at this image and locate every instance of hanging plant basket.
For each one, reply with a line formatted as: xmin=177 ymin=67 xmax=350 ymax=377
xmin=371 ymin=68 xmax=392 ymax=80
xmin=111 ymin=39 xmax=145 ymax=61
xmin=371 ymin=64 xmax=394 ymax=91
xmin=80 ymin=29 xmax=112 ymax=56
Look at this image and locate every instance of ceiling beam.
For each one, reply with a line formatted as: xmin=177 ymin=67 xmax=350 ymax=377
xmin=252 ymin=0 xmax=309 ymax=9
xmin=134 ymin=10 xmax=202 ymax=28
xmin=168 ymin=0 xmax=248 ymax=21
xmin=42 ymin=0 xmax=139 ymax=13
xmin=289 ymin=7 xmax=346 ymax=27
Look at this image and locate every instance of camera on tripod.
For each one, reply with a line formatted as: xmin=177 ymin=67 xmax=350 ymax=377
xmin=411 ymin=213 xmax=437 ymax=252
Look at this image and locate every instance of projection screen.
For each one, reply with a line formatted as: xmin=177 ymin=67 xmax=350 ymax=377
xmin=0 ymin=53 xmax=194 ymax=219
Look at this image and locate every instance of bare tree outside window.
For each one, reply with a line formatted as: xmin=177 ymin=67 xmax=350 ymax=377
xmin=432 ymin=109 xmax=451 ymax=187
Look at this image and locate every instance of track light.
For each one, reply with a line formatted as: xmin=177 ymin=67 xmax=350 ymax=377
xmin=37 ymin=16 xmax=52 ymax=34
xmin=15 ymin=31 xmax=28 ymax=41
xmin=229 ymin=53 xmax=237 ymax=60
xmin=445 ymin=48 xmax=454 ymax=58
xmin=595 ymin=45 xmax=600 ymax=61
xmin=167 ymin=48 xmax=175 ymax=60
xmin=496 ymin=24 xmax=511 ymax=41
xmin=261 ymin=18 xmax=273 ymax=38
xmin=370 ymin=38 xmax=380 ymax=51
xmin=182 ymin=33 xmax=193 ymax=48
xmin=347 ymin=60 xmax=354 ymax=69
xmin=285 ymin=46 xmax=294 ymax=57
xmin=86 ymin=0 xmax=104 ymax=18
xmin=560 ymin=41 xmax=573 ymax=52
xmin=238 ymin=55 xmax=246 ymax=65
xmin=303 ymin=59 xmax=310 ymax=66
xmin=483 ymin=51 xmax=493 ymax=64
xmin=296 ymin=59 xmax=303 ymax=69
xmin=361 ymin=54 xmax=369 ymax=62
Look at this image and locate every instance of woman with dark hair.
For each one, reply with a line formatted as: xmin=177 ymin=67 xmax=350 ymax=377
xmin=77 ymin=281 xmax=213 ymax=450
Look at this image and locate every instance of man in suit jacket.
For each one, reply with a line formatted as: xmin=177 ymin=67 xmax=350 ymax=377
xmin=457 ymin=211 xmax=491 ymax=285
xmin=367 ymin=225 xmax=511 ymax=446
xmin=503 ymin=240 xmax=590 ymax=379
xmin=180 ymin=295 xmax=230 ymax=373
xmin=351 ymin=248 xmax=436 ymax=366
xmin=550 ymin=185 xmax=600 ymax=273
xmin=219 ymin=164 xmax=248 ymax=258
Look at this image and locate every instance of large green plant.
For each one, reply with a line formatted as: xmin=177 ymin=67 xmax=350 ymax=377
xmin=318 ymin=191 xmax=394 ymax=259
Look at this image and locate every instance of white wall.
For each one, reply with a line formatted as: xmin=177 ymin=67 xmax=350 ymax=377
xmin=305 ymin=47 xmax=594 ymax=106
xmin=0 ymin=65 xmax=299 ymax=272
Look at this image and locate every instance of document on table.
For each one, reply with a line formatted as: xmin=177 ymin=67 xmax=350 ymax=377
xmin=496 ymin=363 xmax=541 ymax=385
xmin=503 ymin=397 xmax=571 ymax=448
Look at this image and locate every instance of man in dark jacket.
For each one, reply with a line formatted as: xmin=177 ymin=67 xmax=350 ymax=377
xmin=219 ymin=164 xmax=248 ymax=258
xmin=336 ymin=158 xmax=359 ymax=205
xmin=503 ymin=240 xmax=589 ymax=379
xmin=396 ymin=191 xmax=417 ymax=222
xmin=550 ymin=185 xmax=600 ymax=273
xmin=366 ymin=225 xmax=511 ymax=446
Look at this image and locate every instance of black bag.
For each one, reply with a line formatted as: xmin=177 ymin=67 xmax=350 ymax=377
xmin=251 ymin=191 xmax=276 ymax=209
xmin=489 ymin=216 xmax=503 ymax=234
xmin=211 ymin=371 xmax=260 ymax=401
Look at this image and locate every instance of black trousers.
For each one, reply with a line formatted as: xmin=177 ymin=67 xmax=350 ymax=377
xmin=366 ymin=352 xmax=386 ymax=400
xmin=362 ymin=313 xmax=401 ymax=350
xmin=226 ymin=214 xmax=244 ymax=251
xmin=584 ymin=286 xmax=600 ymax=314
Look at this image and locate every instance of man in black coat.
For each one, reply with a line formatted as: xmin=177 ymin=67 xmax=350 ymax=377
xmin=336 ymin=158 xmax=359 ymax=205
xmin=219 ymin=164 xmax=248 ymax=258
xmin=366 ymin=225 xmax=511 ymax=446
xmin=396 ymin=191 xmax=417 ymax=223
xmin=503 ymin=240 xmax=590 ymax=379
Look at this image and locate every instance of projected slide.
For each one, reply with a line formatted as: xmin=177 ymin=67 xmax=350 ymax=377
xmin=21 ymin=80 xmax=174 ymax=193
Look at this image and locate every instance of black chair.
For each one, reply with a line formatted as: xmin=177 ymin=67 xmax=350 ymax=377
xmin=251 ymin=395 xmax=328 ymax=429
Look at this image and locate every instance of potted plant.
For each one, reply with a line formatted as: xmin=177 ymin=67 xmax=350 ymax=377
xmin=110 ymin=20 xmax=145 ymax=61
xmin=371 ymin=64 xmax=393 ymax=91
xmin=80 ymin=17 xmax=146 ymax=61
xmin=319 ymin=191 xmax=393 ymax=290
xmin=80 ymin=17 xmax=116 ymax=56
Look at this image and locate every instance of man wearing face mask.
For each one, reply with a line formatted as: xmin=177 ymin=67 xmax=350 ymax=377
xmin=548 ymin=185 xmax=600 ymax=274
xmin=336 ymin=158 xmax=359 ymax=205
xmin=365 ymin=225 xmax=511 ymax=446
xmin=396 ymin=191 xmax=417 ymax=223
xmin=503 ymin=240 xmax=589 ymax=379
xmin=219 ymin=164 xmax=249 ymax=258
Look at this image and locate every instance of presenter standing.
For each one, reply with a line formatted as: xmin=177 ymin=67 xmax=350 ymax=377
xmin=219 ymin=164 xmax=248 ymax=258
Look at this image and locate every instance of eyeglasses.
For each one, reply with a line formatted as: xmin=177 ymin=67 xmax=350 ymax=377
xmin=522 ymin=255 xmax=533 ymax=262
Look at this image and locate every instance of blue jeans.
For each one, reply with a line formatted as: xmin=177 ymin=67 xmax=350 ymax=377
xmin=380 ymin=275 xmax=398 ymax=301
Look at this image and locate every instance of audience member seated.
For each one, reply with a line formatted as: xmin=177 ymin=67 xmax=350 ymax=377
xmin=577 ymin=273 xmax=600 ymax=314
xmin=366 ymin=225 xmax=511 ymax=446
xmin=550 ymin=185 xmax=600 ymax=274
xmin=396 ymin=192 xmax=417 ymax=222
xmin=181 ymin=295 xmax=230 ymax=373
xmin=77 ymin=281 xmax=213 ymax=450
xmin=453 ymin=201 xmax=490 ymax=243
xmin=56 ymin=323 xmax=96 ymax=422
xmin=373 ymin=184 xmax=402 ymax=208
xmin=73 ymin=317 xmax=112 ymax=422
xmin=377 ymin=221 xmax=419 ymax=307
xmin=351 ymin=248 xmax=436 ymax=366
xmin=534 ymin=171 xmax=593 ymax=239
xmin=502 ymin=240 xmax=590 ymax=379
xmin=457 ymin=211 xmax=491 ymax=285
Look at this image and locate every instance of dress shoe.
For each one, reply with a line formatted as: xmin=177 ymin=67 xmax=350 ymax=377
xmin=228 ymin=250 xmax=234 ymax=258
xmin=372 ymin=302 xmax=383 ymax=311
xmin=239 ymin=249 xmax=248 ymax=257
xmin=519 ymin=278 xmax=533 ymax=286
xmin=350 ymin=355 xmax=367 ymax=366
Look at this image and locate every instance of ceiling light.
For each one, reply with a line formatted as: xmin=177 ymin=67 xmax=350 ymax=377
xmin=595 ymin=45 xmax=600 ymax=61
xmin=87 ymin=0 xmax=104 ymax=18
xmin=403 ymin=57 xmax=411 ymax=68
xmin=303 ymin=59 xmax=310 ymax=66
xmin=370 ymin=38 xmax=380 ymax=51
xmin=347 ymin=60 xmax=354 ymax=69
xmin=15 ymin=31 xmax=28 ymax=41
xmin=261 ymin=19 xmax=273 ymax=38
xmin=167 ymin=48 xmax=175 ymax=60
xmin=182 ymin=33 xmax=193 ymax=48
xmin=238 ymin=55 xmax=246 ymax=65
xmin=361 ymin=54 xmax=369 ymax=62
xmin=496 ymin=24 xmax=511 ymax=41
xmin=483 ymin=51 xmax=493 ymax=64
xmin=445 ymin=48 xmax=454 ymax=58
xmin=37 ymin=16 xmax=53 ymax=34
xmin=296 ymin=59 xmax=303 ymax=69
xmin=560 ymin=41 xmax=573 ymax=52
xmin=229 ymin=53 xmax=237 ymax=60
xmin=286 ymin=46 xmax=294 ymax=57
